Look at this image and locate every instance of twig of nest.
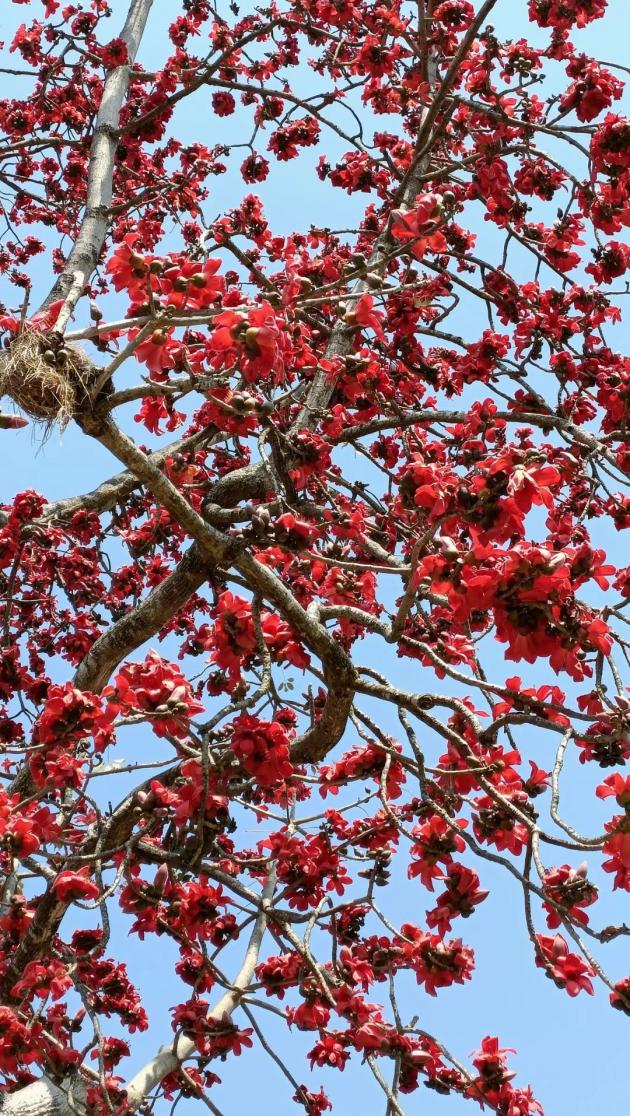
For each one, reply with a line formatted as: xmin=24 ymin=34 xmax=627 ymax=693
xmin=0 ymin=328 xmax=96 ymax=431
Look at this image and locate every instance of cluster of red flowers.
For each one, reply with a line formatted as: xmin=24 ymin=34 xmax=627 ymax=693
xmin=200 ymin=590 xmax=310 ymax=685
xmin=208 ymin=303 xmax=290 ymax=384
xmin=417 ymin=542 xmax=612 ymax=680
xmin=231 ymin=714 xmax=294 ymax=786
xmin=104 ymin=649 xmax=204 ymax=742
xmin=528 ymin=0 xmax=607 ymax=32
xmin=171 ymin=1001 xmax=252 ymax=1060
xmin=262 ymin=830 xmax=352 ymax=910
xmin=319 ymin=739 xmax=405 ymax=798
xmin=30 ymin=683 xmax=115 ymax=788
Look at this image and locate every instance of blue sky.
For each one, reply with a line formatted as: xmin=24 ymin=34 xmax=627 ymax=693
xmin=1 ymin=1 xmax=629 ymax=1113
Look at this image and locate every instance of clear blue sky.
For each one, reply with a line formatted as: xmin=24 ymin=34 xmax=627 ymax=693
xmin=1 ymin=2 xmax=629 ymax=1113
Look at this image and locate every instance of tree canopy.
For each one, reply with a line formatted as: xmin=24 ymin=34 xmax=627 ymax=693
xmin=0 ymin=1 xmax=629 ymax=1114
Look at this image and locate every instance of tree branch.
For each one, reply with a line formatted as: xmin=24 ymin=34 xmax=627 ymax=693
xmin=124 ymin=868 xmax=277 ymax=1110
xmin=40 ymin=0 xmax=155 ymax=328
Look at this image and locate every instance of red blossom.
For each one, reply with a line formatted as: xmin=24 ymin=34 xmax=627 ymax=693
xmin=528 ymin=0 xmax=607 ymax=30
xmin=209 ymin=302 xmax=287 ymax=382
xmin=542 ymin=863 xmax=598 ymax=927
xmin=391 ymin=194 xmax=447 ymax=257
xmin=230 ymin=714 xmax=294 ymax=786
xmin=535 ymin=934 xmax=595 ymax=996
xmin=53 ymin=869 xmax=100 ymax=904
xmin=104 ymin=650 xmax=204 ymax=740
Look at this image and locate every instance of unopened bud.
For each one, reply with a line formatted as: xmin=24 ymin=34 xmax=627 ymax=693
xmin=168 ymin=685 xmax=189 ymax=707
xmin=153 ymin=863 xmax=170 ymax=894
xmin=244 ymin=326 xmax=261 ymax=353
xmin=232 ymin=391 xmax=257 ymax=412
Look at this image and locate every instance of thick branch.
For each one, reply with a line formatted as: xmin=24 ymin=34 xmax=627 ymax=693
xmin=36 ymin=427 xmax=213 ymax=526
xmin=73 ymin=544 xmax=209 ymax=692
xmin=40 ymin=0 xmax=154 ymax=327
xmin=0 ymin=1078 xmax=83 ymax=1116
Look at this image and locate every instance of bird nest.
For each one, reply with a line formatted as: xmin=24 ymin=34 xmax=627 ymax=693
xmin=0 ymin=329 xmax=95 ymax=431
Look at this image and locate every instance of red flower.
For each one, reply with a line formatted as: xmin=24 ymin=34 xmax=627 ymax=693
xmin=0 ymin=1007 xmax=41 ymax=1072
xmin=596 ymin=773 xmax=630 ymax=807
xmin=171 ymin=1002 xmax=252 ymax=1059
xmin=212 ymin=92 xmax=236 ymax=116
xmin=344 ymin=293 xmax=385 ymax=338
xmin=268 ymin=118 xmax=320 ymax=161
xmin=587 ymin=241 xmax=630 ymax=283
xmin=591 ymin=114 xmax=630 ymax=175
xmin=308 ymin=1034 xmax=351 ymax=1071
xmin=542 ymin=863 xmax=598 ymax=928
xmin=293 ymin=1086 xmax=332 ymax=1115
xmin=408 ymin=816 xmax=467 ymax=890
xmin=528 ymin=0 xmax=606 ymax=30
xmin=90 ymin=1037 xmax=130 ymax=1071
xmin=105 ymin=649 xmax=204 ymax=741
xmin=400 ymin=925 xmax=475 ymax=996
xmin=207 ymin=590 xmax=274 ymax=680
xmin=132 ymin=328 xmax=178 ymax=377
xmin=610 ymin=977 xmax=630 ymax=1015
xmin=161 ymin=256 xmax=224 ymax=310
xmin=320 ymin=740 xmax=405 ymax=800
xmin=468 ymin=1035 xmax=517 ymax=1101
xmin=34 ymin=682 xmax=115 ymax=754
xmin=53 ymin=869 xmax=100 ymax=904
xmin=177 ymin=880 xmax=237 ymax=943
xmin=134 ymin=395 xmax=185 ymax=435
xmin=97 ymin=38 xmax=129 ymax=69
xmin=391 ymin=193 xmax=447 ymax=257
xmin=209 ymin=302 xmax=287 ymax=382
xmin=0 ymin=814 xmax=40 ymax=857
xmin=426 ymin=863 xmax=489 ymax=934
xmin=433 ymin=1 xmax=475 ymax=28
xmin=231 ymin=714 xmax=294 ymax=786
xmin=535 ymin=933 xmax=595 ymax=996
xmin=0 ymin=298 xmax=65 ymax=335
xmin=105 ymin=234 xmax=152 ymax=298
xmin=601 ymin=819 xmax=630 ymax=891
xmin=560 ymin=59 xmax=623 ymax=123
xmin=241 ymin=152 xmax=270 ymax=182
xmin=263 ymin=830 xmax=351 ymax=909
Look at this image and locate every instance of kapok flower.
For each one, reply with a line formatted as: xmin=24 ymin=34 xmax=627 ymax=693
xmin=230 ymin=714 xmax=294 ymax=786
xmin=53 ymin=868 xmax=100 ymax=904
xmin=535 ymin=933 xmax=595 ymax=996
xmin=105 ymin=649 xmax=204 ymax=741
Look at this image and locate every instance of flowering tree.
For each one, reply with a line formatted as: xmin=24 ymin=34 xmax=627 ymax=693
xmin=0 ymin=0 xmax=629 ymax=1113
